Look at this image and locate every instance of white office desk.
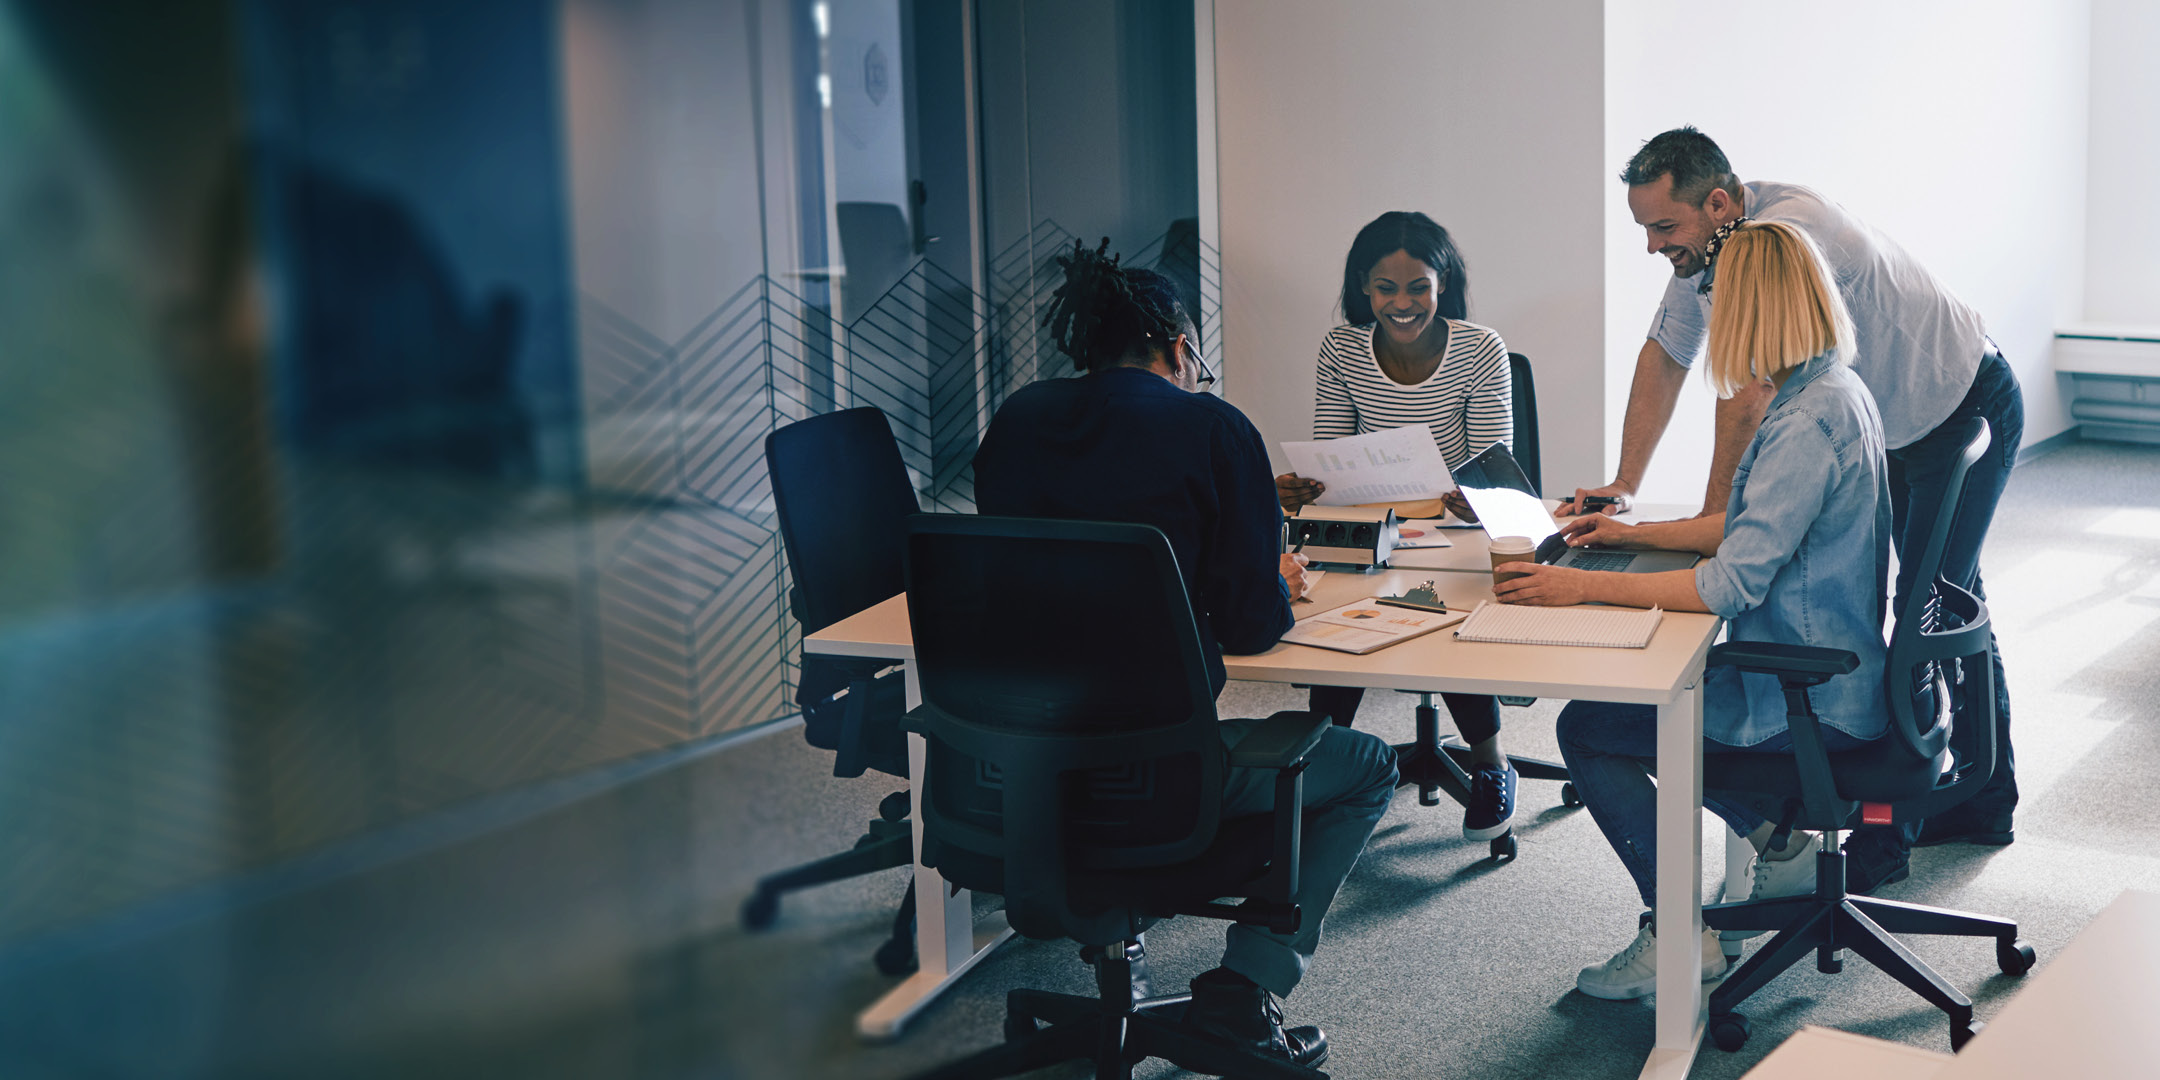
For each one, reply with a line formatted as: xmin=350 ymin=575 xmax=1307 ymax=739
xmin=808 ymin=569 xmax=1729 ymax=1079
xmin=1935 ymin=889 xmax=2160 ymax=1078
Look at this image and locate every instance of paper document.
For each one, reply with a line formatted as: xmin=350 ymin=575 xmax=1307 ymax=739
xmin=1281 ymin=426 xmax=1453 ymax=507
xmin=1452 ymin=601 xmax=1663 ymax=649
xmin=1280 ymin=597 xmax=1467 ymax=654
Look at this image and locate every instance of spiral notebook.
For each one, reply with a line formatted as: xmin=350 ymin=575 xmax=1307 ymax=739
xmin=1452 ymin=600 xmax=1662 ymax=648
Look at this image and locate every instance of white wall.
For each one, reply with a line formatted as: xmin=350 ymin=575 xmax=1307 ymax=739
xmin=2084 ymin=0 xmax=2160 ymax=325
xmin=1214 ymin=0 xmax=1607 ymax=485
xmin=1605 ymin=0 xmax=2090 ymax=504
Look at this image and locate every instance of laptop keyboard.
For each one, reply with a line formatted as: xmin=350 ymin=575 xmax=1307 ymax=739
xmin=1568 ymin=550 xmax=1637 ymax=572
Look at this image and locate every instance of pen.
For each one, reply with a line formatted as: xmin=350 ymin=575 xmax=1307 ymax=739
xmin=1289 ymin=530 xmax=1313 ymax=601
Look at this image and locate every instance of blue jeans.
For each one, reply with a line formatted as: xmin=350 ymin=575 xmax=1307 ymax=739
xmin=1216 ymin=721 xmax=1397 ymax=996
xmin=1556 ymin=700 xmax=1873 ymax=909
xmin=1865 ymin=347 xmax=2024 ymax=852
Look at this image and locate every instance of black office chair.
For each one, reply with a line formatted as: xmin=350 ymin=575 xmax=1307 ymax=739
xmin=1389 ymin=350 xmax=1576 ymax=859
xmin=1697 ymin=418 xmax=2034 ymax=1052
xmin=1508 ymin=351 xmax=1541 ymax=496
xmin=739 ymin=407 xmax=921 ymax=976
xmin=902 ymin=514 xmax=1333 ymax=1080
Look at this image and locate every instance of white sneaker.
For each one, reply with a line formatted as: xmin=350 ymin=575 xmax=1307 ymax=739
xmin=1575 ymin=925 xmax=1729 ymax=1000
xmin=1720 ymin=832 xmax=1821 ymax=943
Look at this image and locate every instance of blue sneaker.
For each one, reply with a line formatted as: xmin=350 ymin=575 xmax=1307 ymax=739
xmin=1463 ymin=764 xmax=1517 ymax=841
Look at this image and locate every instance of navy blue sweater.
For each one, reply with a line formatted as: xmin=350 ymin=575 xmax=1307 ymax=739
xmin=974 ymin=367 xmax=1293 ymax=693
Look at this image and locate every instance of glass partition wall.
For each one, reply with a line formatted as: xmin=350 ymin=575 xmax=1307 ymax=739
xmin=0 ymin=0 xmax=1216 ymax=953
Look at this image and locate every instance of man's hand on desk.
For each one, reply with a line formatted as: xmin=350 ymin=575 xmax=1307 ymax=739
xmin=1556 ymin=482 xmax=1632 ymax=517
xmin=1491 ymin=562 xmax=1594 ymax=607
xmin=1280 ymin=553 xmax=1313 ymax=602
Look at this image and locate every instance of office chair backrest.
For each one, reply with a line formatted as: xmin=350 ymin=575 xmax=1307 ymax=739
xmin=767 ymin=408 xmax=920 ymax=778
xmin=1883 ymin=419 xmax=1994 ymax=771
xmin=903 ymin=514 xmax=1227 ymax=939
xmin=1508 ymin=352 xmax=1541 ymax=495
xmin=765 ymin=407 xmax=921 ymax=634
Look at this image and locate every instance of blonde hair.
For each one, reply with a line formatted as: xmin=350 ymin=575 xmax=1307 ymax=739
xmin=1704 ymin=221 xmax=1855 ymax=397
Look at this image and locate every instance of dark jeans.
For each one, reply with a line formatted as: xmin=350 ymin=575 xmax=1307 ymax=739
xmin=1556 ymin=700 xmax=1875 ymax=909
xmin=1308 ymin=685 xmax=1501 ymax=746
xmin=1855 ymin=347 xmax=2024 ymax=859
xmin=1216 ymin=721 xmax=1397 ymax=996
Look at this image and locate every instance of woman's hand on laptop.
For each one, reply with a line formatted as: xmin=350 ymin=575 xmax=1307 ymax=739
xmin=1492 ymin=562 xmax=1592 ymax=606
xmin=1441 ymin=489 xmax=1478 ymax=524
xmin=1557 ymin=514 xmax=1646 ymax=550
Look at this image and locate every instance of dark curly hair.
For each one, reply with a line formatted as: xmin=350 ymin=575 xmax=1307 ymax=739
xmin=1041 ymin=237 xmax=1194 ymax=373
xmin=1619 ymin=126 xmax=1741 ymax=208
xmin=1339 ymin=212 xmax=1468 ymax=325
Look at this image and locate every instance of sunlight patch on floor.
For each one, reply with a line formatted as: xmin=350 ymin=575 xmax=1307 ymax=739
xmin=1996 ymin=692 xmax=2115 ymax=803
xmin=1967 ymin=833 xmax=2160 ymax=906
xmin=2083 ymin=507 xmax=2160 ymax=539
xmin=1991 ymin=550 xmax=2158 ymax=696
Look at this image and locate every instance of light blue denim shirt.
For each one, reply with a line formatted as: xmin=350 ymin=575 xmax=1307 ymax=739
xmin=1695 ymin=351 xmax=1893 ymax=746
xmin=1647 ymin=181 xmax=1987 ymax=451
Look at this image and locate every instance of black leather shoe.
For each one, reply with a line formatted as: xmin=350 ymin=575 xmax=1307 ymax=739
xmin=1842 ymin=842 xmax=1911 ymax=896
xmin=1183 ymin=967 xmax=1329 ymax=1069
xmin=1914 ymin=806 xmax=2015 ymax=847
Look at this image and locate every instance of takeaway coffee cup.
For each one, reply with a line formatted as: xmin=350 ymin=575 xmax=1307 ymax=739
xmin=1489 ymin=535 xmax=1537 ymax=589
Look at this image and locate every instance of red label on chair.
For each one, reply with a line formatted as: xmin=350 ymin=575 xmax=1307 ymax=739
xmin=1862 ymin=802 xmax=1894 ymax=825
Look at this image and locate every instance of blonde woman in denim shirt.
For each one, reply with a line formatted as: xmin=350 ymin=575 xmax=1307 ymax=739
xmin=1494 ymin=221 xmax=1892 ymax=1000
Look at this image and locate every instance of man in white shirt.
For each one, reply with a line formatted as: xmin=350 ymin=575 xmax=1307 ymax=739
xmin=1566 ymin=127 xmax=2024 ymax=893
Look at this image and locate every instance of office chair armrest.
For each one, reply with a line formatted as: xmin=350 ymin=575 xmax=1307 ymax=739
xmin=1708 ymin=641 xmax=1858 ymax=687
xmin=1226 ymin=710 xmax=1330 ymax=770
xmin=1224 ymin=710 xmax=1329 ymax=917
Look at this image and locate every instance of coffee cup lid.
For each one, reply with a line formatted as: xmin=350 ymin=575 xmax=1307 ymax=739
xmin=1490 ymin=535 xmax=1537 ymax=555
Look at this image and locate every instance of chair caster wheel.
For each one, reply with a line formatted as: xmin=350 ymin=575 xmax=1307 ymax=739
xmin=874 ymin=934 xmax=917 ymax=976
xmin=1951 ymin=1019 xmax=1984 ymax=1052
xmin=879 ymin=790 xmax=910 ymax=821
xmin=1419 ymin=788 xmax=1441 ymax=807
xmin=1490 ymin=833 xmax=1517 ymax=861
xmin=741 ymin=890 xmax=779 ymax=931
xmin=1997 ymin=938 xmax=2035 ymax=976
xmin=1560 ymin=782 xmax=1582 ymax=807
xmin=1710 ymin=1011 xmax=1750 ymax=1052
xmin=1002 ymin=1013 xmax=1038 ymax=1043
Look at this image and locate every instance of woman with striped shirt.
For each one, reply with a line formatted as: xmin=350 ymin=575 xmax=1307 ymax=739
xmin=1277 ymin=211 xmax=1520 ymax=842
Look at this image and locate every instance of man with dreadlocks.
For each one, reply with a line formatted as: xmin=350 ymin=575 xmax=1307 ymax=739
xmin=974 ymin=238 xmax=1396 ymax=1071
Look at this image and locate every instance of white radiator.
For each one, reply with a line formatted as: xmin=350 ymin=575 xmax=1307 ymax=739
xmin=2056 ymin=325 xmax=2160 ymax=445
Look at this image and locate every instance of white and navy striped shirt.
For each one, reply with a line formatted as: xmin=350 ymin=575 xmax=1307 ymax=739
xmin=1312 ymin=321 xmax=1513 ymax=469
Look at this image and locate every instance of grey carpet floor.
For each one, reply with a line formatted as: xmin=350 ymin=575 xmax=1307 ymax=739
xmin=709 ymin=439 xmax=2160 ymax=1079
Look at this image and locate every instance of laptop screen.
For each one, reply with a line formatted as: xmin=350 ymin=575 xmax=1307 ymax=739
xmin=1453 ymin=442 xmax=1561 ymax=548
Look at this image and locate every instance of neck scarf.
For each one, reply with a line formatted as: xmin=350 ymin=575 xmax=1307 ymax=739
xmin=1696 ymin=215 xmax=1754 ymax=296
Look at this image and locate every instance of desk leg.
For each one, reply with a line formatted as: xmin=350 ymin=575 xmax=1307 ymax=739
xmin=856 ymin=663 xmax=1015 ymax=1040
xmin=1642 ymin=685 xmax=1706 ymax=1080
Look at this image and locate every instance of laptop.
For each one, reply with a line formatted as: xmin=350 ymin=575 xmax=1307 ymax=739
xmin=1452 ymin=442 xmax=1700 ymax=574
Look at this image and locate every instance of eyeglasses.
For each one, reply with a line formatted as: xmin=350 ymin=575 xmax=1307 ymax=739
xmin=1181 ymin=333 xmax=1217 ymax=388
